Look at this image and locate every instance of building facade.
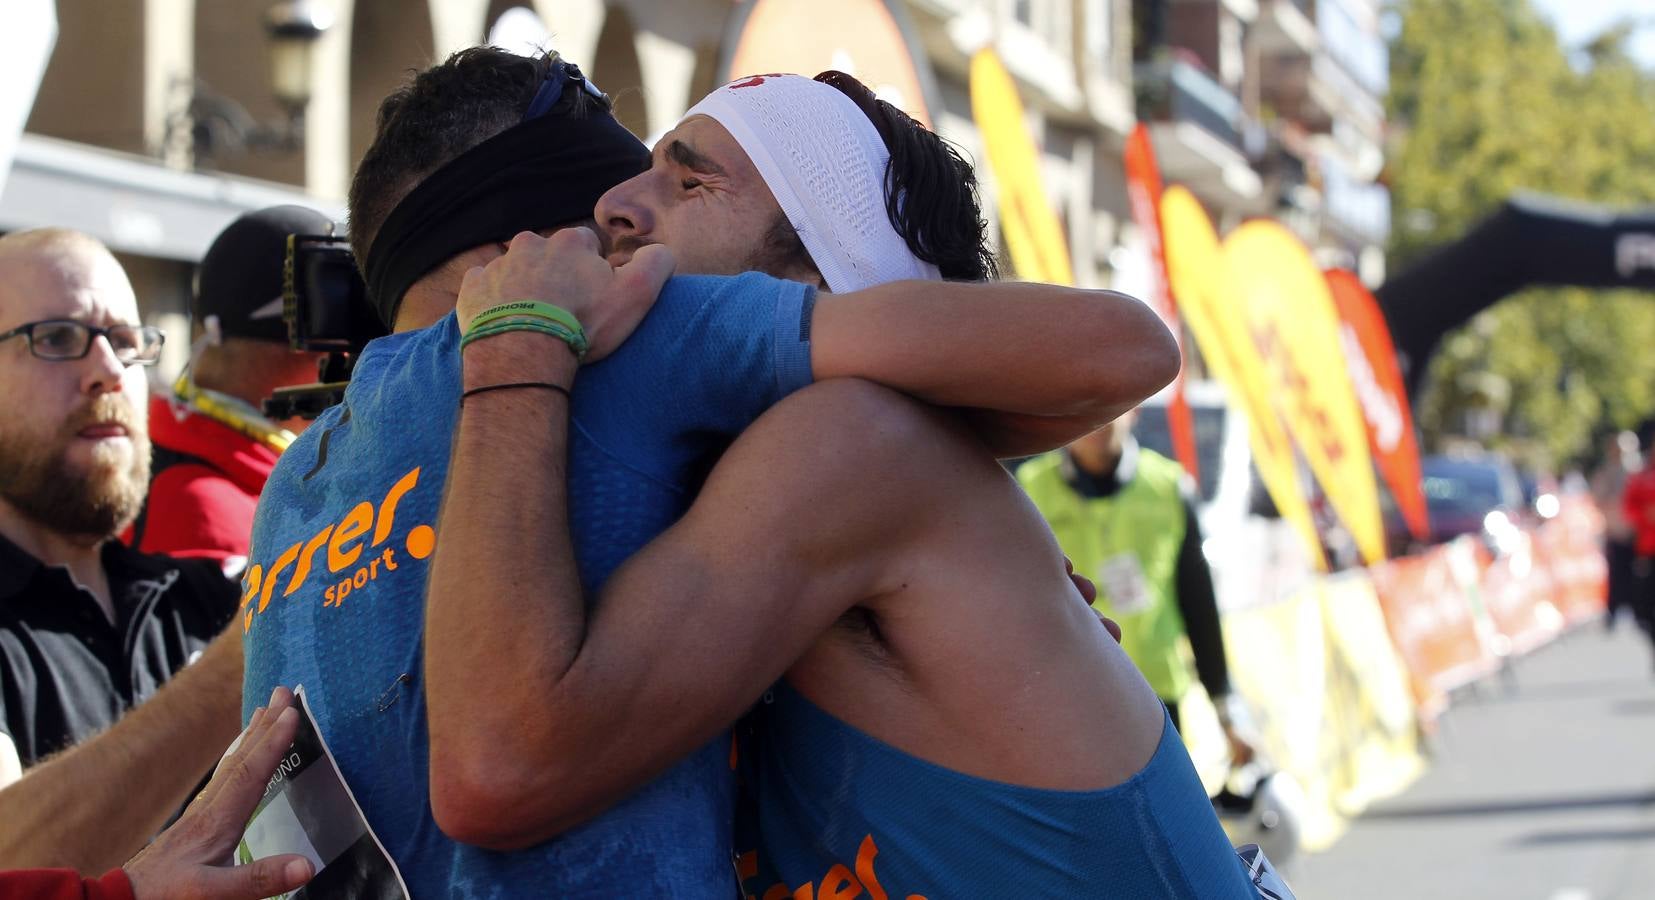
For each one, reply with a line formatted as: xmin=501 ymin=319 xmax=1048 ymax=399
xmin=3 ymin=0 xmax=1390 ymax=378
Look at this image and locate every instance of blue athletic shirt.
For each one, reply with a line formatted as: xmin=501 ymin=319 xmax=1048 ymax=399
xmin=736 ymin=680 xmax=1258 ymax=900
xmin=241 ymin=273 xmax=814 ymax=898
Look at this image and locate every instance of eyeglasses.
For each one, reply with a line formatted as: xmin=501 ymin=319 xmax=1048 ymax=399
xmin=0 ymin=319 xmax=166 ymax=366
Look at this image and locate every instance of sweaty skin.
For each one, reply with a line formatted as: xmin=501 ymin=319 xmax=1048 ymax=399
xmin=423 ymin=233 xmax=1172 ymax=847
xmin=644 ymin=378 xmax=1169 ymax=792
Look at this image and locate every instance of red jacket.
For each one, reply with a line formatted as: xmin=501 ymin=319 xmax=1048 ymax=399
xmin=124 ymin=394 xmax=281 ymax=571
xmin=1626 ymin=465 xmax=1655 ymax=557
xmin=0 ymin=868 xmax=132 ymax=900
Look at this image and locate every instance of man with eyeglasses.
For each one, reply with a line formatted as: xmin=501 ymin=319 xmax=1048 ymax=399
xmin=0 ymin=229 xmax=245 ymax=875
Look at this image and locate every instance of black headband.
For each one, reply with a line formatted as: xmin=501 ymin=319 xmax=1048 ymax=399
xmin=363 ymin=93 xmax=649 ymax=328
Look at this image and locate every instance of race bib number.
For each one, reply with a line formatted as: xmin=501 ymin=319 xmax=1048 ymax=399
xmin=1097 ymin=553 xmax=1152 ymax=615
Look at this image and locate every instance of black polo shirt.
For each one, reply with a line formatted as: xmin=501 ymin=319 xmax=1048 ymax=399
xmin=0 ymin=533 xmax=238 ymax=767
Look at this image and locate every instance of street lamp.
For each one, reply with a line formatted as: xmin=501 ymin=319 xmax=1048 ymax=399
xmin=266 ymin=0 xmax=333 ymax=114
xmin=171 ymin=0 xmax=332 ymax=168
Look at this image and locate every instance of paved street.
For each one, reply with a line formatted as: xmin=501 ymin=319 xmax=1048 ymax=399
xmin=1292 ymin=620 xmax=1655 ymax=900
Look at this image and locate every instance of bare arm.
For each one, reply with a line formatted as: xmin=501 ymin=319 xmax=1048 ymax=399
xmin=811 ymin=282 xmax=1180 ymax=456
xmin=0 ymin=630 xmax=243 ymax=871
xmin=428 ymin=376 xmax=943 ymax=849
xmin=424 ymin=228 xmax=677 ymax=847
xmin=424 ymin=232 xmax=1157 ymax=846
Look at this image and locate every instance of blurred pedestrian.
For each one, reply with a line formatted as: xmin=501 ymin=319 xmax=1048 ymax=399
xmin=1590 ymin=430 xmax=1640 ymax=629
xmin=0 ymin=229 xmax=243 ymax=874
xmin=1623 ymin=431 xmax=1655 ymax=658
xmin=1018 ymin=408 xmax=1257 ymax=766
xmin=123 ymin=206 xmax=329 ymax=576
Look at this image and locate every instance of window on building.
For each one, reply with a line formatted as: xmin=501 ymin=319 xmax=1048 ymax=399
xmin=1087 ymin=0 xmax=1114 ymax=63
xmin=1045 ymin=0 xmax=1073 ymax=54
xmin=1132 ymin=0 xmax=1167 ymax=62
xmin=1219 ymin=13 xmax=1244 ymax=90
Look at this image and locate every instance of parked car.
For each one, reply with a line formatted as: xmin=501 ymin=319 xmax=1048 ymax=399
xmin=1420 ymin=454 xmax=1527 ymax=551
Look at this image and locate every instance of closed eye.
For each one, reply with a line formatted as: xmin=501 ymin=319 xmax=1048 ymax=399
xmin=666 ymin=140 xmax=726 ymax=179
xmin=681 ymin=178 xmax=704 ymax=191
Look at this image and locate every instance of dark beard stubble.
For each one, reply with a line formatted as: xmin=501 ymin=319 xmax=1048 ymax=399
xmin=0 ymin=394 xmax=151 ymax=540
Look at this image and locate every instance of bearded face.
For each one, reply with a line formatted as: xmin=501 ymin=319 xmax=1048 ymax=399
xmin=0 ymin=234 xmax=152 ymax=544
xmin=0 ymin=390 xmax=150 ymax=540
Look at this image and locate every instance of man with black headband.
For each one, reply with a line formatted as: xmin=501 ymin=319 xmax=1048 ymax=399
xmin=355 ymin=57 xmax=641 ymax=330
xmin=424 ymin=76 xmax=1258 ymax=898
xmin=243 ymin=49 xmax=1177 ymax=896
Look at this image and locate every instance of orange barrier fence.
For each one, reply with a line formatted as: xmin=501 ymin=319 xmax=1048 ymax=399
xmin=1478 ymin=541 xmax=1564 ymax=657
xmin=1365 ymin=537 xmax=1497 ymax=721
xmin=1191 ymin=495 xmax=1607 ymax=855
xmin=1534 ymin=497 xmax=1608 ymax=625
xmin=1364 ymin=495 xmax=1606 ymax=726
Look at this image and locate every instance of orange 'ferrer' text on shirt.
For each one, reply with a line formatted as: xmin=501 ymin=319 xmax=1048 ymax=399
xmin=737 ymin=835 xmax=928 ymax=900
xmin=239 ymin=466 xmax=435 ymax=633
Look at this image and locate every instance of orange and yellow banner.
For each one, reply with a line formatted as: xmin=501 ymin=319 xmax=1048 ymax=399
xmin=1325 ymin=269 xmax=1429 ymax=542
xmin=1226 ymin=224 xmax=1386 ymax=564
xmin=969 ymin=49 xmax=1072 ymax=285
xmin=1123 ymin=124 xmax=1199 ymax=482
xmin=1159 ymin=187 xmax=1324 ymax=568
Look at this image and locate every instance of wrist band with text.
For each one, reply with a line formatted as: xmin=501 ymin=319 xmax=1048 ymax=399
xmin=461 ymin=319 xmax=582 ymax=352
xmin=460 ymin=317 xmax=589 ymax=358
xmin=468 ymin=301 xmax=583 ymax=335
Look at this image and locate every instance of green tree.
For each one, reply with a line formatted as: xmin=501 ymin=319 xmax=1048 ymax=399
xmin=1389 ymin=0 xmax=1655 ymax=468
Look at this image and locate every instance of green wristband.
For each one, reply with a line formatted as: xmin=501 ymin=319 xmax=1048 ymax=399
xmin=464 ymin=302 xmax=588 ymax=358
xmin=462 ymin=322 xmax=584 ymax=357
xmin=460 ymin=318 xmax=589 ymax=359
xmin=464 ymin=315 xmax=573 ymax=338
xmin=462 ymin=318 xmax=581 ymax=348
xmin=468 ymin=301 xmax=583 ymax=335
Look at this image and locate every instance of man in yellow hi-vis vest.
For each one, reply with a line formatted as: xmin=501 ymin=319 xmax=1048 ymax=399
xmin=1018 ymin=409 xmax=1254 ymax=764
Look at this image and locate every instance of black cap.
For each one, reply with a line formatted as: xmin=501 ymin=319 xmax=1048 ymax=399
xmin=195 ymin=205 xmax=338 ymax=343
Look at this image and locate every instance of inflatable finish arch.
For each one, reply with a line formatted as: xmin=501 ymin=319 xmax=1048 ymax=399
xmin=1376 ymin=193 xmax=1655 ymax=393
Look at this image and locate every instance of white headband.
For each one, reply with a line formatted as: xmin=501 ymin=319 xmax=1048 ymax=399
xmin=683 ymin=75 xmax=942 ymax=293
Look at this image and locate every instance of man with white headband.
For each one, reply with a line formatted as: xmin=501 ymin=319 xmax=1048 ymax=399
xmin=246 ymin=52 xmax=1184 ymax=897
xmin=424 ymin=72 xmax=1258 ymax=897
xmin=596 ymin=70 xmax=955 ymax=291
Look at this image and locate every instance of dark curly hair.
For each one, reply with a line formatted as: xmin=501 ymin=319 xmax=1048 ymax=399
xmin=814 ymin=71 xmax=996 ymax=282
xmin=347 ymin=47 xmax=610 ymax=267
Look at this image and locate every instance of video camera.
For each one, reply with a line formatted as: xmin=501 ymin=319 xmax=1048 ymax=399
xmin=262 ymin=233 xmax=388 ymax=421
